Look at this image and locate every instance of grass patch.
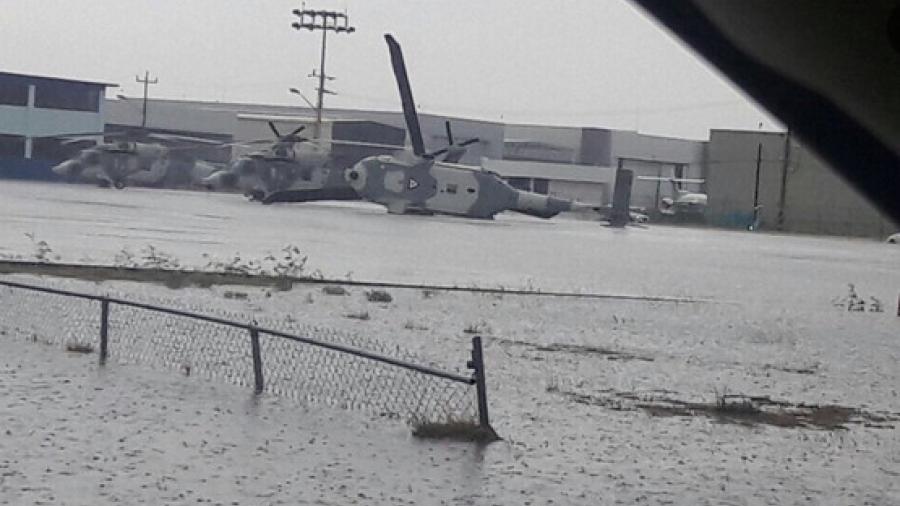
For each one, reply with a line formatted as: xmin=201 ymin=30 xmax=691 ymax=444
xmin=322 ymin=285 xmax=349 ymax=296
xmin=65 ymin=342 xmax=94 ymax=354
xmin=552 ymin=387 xmax=890 ymax=431
xmin=403 ymin=320 xmax=429 ymax=331
xmin=462 ymin=322 xmax=490 ymax=335
xmin=535 ymin=343 xmax=653 ymax=362
xmin=714 ymin=394 xmax=760 ymax=415
xmin=366 ymin=289 xmax=393 ymax=303
xmin=411 ymin=419 xmax=500 ymax=443
xmin=344 ymin=311 xmax=370 ymax=321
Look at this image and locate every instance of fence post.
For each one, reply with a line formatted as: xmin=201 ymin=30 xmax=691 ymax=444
xmin=470 ymin=335 xmax=490 ymax=429
xmin=99 ymin=298 xmax=109 ymax=364
xmin=249 ymin=327 xmax=264 ymax=394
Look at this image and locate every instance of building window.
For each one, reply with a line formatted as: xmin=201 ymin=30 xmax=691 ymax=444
xmin=0 ymin=82 xmax=28 ymax=106
xmin=0 ymin=134 xmax=25 ymax=157
xmin=34 ymin=81 xmax=101 ymax=112
xmin=31 ymin=137 xmax=90 ymax=162
xmin=533 ymin=178 xmax=549 ymax=195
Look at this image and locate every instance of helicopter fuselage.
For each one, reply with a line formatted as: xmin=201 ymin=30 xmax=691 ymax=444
xmin=346 ymin=155 xmax=578 ymax=219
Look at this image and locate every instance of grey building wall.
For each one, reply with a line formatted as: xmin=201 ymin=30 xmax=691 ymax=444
xmin=481 ymin=158 xmax=615 ymax=205
xmin=706 ymin=129 xmax=897 ymax=237
xmin=706 ymin=130 xmax=784 ymax=229
xmin=503 ymin=124 xmax=581 ymax=163
xmin=579 ymin=128 xmax=612 ymax=166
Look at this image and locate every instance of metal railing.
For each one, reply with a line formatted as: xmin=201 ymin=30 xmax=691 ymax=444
xmin=0 ymin=278 xmax=491 ymax=428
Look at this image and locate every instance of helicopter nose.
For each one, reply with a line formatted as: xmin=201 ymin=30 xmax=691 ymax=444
xmin=344 ymin=161 xmax=368 ymax=191
xmin=51 ymin=160 xmax=82 ymax=176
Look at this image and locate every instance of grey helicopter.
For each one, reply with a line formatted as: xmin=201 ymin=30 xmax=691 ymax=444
xmin=47 ymin=131 xmax=223 ymax=189
xmin=344 ymin=34 xmax=636 ymax=221
xmin=200 ymin=121 xmax=362 ymax=204
xmin=200 ymin=118 xmax=415 ymax=204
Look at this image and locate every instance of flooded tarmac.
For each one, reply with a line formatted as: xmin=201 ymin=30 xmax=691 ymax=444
xmin=1 ymin=181 xmax=899 ymax=504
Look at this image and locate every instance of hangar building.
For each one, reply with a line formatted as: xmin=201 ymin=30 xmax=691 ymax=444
xmin=503 ymin=124 xmax=707 ymax=209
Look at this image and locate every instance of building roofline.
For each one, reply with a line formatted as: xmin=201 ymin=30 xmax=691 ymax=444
xmin=0 ymin=70 xmax=117 ymax=88
xmin=708 ymin=128 xmax=786 ymax=136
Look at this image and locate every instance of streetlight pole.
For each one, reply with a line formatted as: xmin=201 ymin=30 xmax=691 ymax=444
xmin=291 ymin=6 xmax=355 ymax=138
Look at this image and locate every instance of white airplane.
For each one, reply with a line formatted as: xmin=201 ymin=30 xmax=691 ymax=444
xmin=637 ymin=176 xmax=708 ymax=217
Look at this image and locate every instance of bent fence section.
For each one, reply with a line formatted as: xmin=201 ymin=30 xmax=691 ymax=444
xmin=0 ymin=279 xmax=490 ymax=428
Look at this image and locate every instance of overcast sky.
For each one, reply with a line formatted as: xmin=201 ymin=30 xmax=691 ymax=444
xmin=0 ymin=0 xmax=780 ymax=139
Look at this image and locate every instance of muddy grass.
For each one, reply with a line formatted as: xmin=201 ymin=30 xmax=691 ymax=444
xmin=762 ymin=363 xmax=819 ymax=375
xmin=411 ymin=419 xmax=501 ymax=443
xmin=0 ymin=260 xmax=709 ymax=303
xmin=493 ymin=337 xmax=654 ymax=362
xmin=65 ymin=342 xmax=95 ymax=354
xmin=534 ymin=343 xmax=654 ymax=362
xmin=554 ymin=388 xmax=899 ymax=430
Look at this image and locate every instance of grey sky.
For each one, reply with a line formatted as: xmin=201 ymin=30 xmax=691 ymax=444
xmin=0 ymin=0 xmax=779 ymax=139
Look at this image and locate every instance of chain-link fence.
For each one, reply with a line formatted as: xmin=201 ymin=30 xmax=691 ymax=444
xmin=0 ymin=279 xmax=488 ymax=427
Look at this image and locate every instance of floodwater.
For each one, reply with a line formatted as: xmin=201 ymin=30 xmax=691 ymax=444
xmin=1 ymin=180 xmax=899 ymax=505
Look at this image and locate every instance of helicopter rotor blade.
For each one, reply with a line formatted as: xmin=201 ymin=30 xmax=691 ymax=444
xmin=289 ymin=125 xmax=306 ymax=137
xmin=445 ymin=121 xmax=454 ymax=145
xmin=458 ymin=137 xmax=480 ymax=148
xmin=268 ymin=121 xmax=282 ymax=139
xmin=310 ymin=138 xmax=405 ymax=150
xmin=146 ymin=133 xmax=228 ymax=145
xmin=34 ymin=131 xmax=121 ymax=145
xmin=384 ymin=34 xmax=426 ymax=158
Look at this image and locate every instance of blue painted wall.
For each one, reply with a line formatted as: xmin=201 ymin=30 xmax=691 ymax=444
xmin=0 ymin=156 xmax=61 ymax=181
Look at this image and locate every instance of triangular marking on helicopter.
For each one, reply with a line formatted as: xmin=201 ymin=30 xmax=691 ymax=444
xmin=407 ymin=178 xmax=419 ymax=190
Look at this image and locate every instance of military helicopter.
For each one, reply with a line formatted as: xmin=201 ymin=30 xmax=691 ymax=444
xmin=636 ymin=176 xmax=708 ymax=219
xmin=343 ymin=35 xmax=624 ymax=220
xmin=201 ymin=119 xmax=406 ymax=204
xmin=48 ymin=131 xmax=224 ymax=189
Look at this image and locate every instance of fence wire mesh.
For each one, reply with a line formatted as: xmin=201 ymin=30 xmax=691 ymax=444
xmin=0 ymin=282 xmax=477 ymax=424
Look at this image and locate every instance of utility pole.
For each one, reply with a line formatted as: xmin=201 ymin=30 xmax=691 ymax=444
xmin=751 ymin=142 xmax=763 ymax=231
xmin=291 ymin=5 xmax=355 ymax=138
xmin=135 ymin=71 xmax=158 ymax=128
xmin=776 ymin=129 xmax=792 ymax=231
